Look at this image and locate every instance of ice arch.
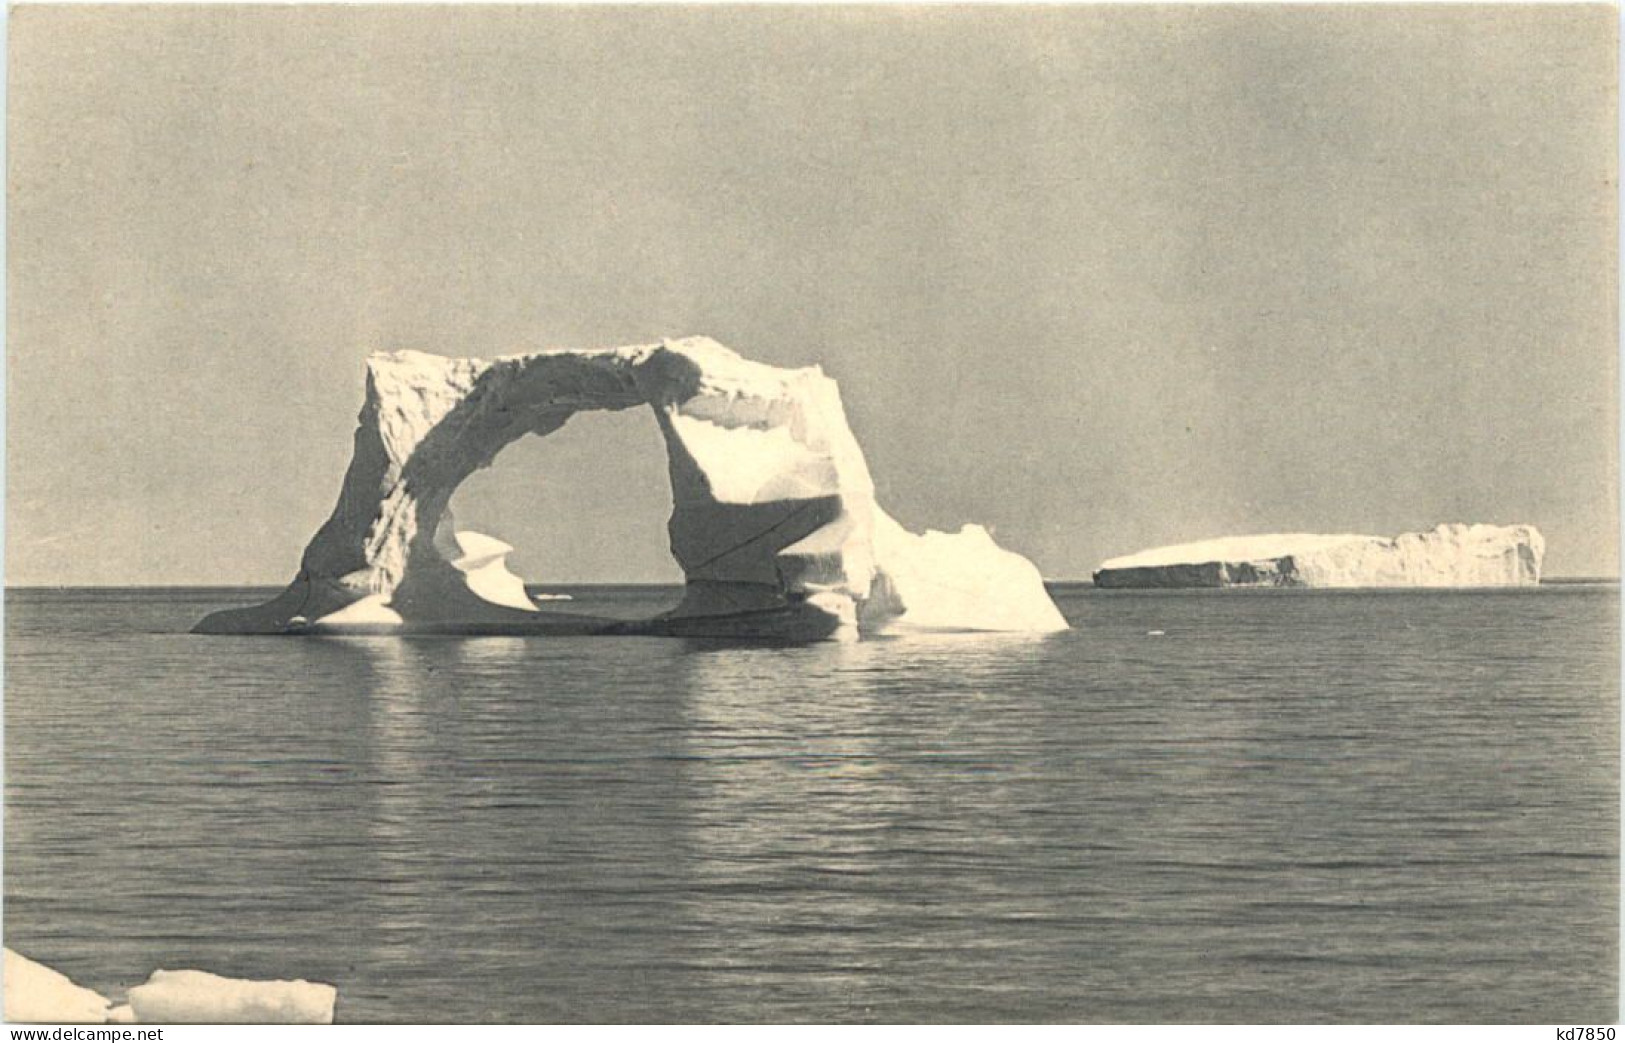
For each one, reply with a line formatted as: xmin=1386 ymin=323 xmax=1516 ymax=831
xmin=194 ymin=337 xmax=1067 ymax=640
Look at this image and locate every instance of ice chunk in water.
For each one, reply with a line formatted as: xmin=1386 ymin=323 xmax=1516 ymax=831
xmin=126 ymin=969 xmax=336 ymax=1024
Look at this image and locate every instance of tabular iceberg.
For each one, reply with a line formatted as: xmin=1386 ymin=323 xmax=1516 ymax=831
xmin=195 ymin=337 xmax=1066 ymax=639
xmin=1093 ymin=523 xmax=1545 ymax=589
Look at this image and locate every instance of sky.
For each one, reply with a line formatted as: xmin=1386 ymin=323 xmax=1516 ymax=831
xmin=7 ymin=4 xmax=1618 ymax=585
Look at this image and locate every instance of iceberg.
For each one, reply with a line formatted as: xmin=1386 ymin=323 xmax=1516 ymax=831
xmin=1093 ymin=523 xmax=1545 ymax=588
xmin=125 ymin=969 xmax=336 ymax=1025
xmin=195 ymin=337 xmax=1066 ymax=639
xmin=3 ymin=950 xmax=110 ymax=1024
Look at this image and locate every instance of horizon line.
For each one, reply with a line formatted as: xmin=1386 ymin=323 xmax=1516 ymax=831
xmin=2 ymin=577 xmax=1618 ymax=591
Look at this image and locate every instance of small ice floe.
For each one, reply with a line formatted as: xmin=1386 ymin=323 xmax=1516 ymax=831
xmin=532 ymin=592 xmax=573 ymax=602
xmin=1146 ymin=629 xmax=1166 ymax=637
xmin=127 ymin=969 xmax=337 ymax=1024
xmin=2 ymin=951 xmax=337 ymax=1025
xmin=3 ymin=949 xmax=110 ymax=1024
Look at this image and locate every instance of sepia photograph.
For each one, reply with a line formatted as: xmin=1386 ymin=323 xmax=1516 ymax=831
xmin=3 ymin=2 xmax=1618 ymax=1028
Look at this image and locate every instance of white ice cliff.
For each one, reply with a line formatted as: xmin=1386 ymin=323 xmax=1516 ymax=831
xmin=1093 ymin=523 xmax=1545 ymax=588
xmin=195 ymin=337 xmax=1066 ymax=639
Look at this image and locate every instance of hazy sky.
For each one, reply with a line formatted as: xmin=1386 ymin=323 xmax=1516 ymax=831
xmin=8 ymin=5 xmax=1617 ymax=585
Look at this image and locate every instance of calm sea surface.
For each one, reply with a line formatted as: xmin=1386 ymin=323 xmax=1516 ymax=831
xmin=4 ymin=585 xmax=1617 ymax=1023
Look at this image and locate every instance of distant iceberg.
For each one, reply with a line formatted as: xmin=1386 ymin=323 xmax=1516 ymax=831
xmin=1094 ymin=523 xmax=1545 ymax=589
xmin=195 ymin=337 xmax=1066 ymax=640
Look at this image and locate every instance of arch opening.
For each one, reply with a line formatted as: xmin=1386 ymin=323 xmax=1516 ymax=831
xmin=444 ymin=407 xmax=684 ymax=619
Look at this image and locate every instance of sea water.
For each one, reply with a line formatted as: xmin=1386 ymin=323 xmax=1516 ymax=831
xmin=4 ymin=585 xmax=1616 ymax=1023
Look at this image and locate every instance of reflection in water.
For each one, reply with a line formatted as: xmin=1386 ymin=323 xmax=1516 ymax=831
xmin=290 ymin=633 xmax=704 ymax=1020
xmin=340 ymin=638 xmax=436 ymax=847
xmin=672 ymin=642 xmax=897 ymax=1016
xmin=4 ymin=588 xmax=1618 ymax=1022
xmin=293 ymin=637 xmax=455 ymax=1015
xmin=665 ymin=632 xmax=1081 ymax=1020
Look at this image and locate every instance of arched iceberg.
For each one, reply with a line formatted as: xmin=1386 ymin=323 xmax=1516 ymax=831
xmin=196 ymin=338 xmax=1066 ymax=639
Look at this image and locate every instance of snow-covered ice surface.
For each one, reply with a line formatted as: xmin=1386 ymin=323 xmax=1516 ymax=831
xmin=126 ymin=969 xmax=336 ymax=1025
xmin=1100 ymin=532 xmax=1378 ymax=570
xmin=3 ymin=950 xmax=110 ymax=1024
xmin=195 ymin=337 xmax=1065 ymax=639
xmin=1095 ymin=523 xmax=1545 ymax=588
